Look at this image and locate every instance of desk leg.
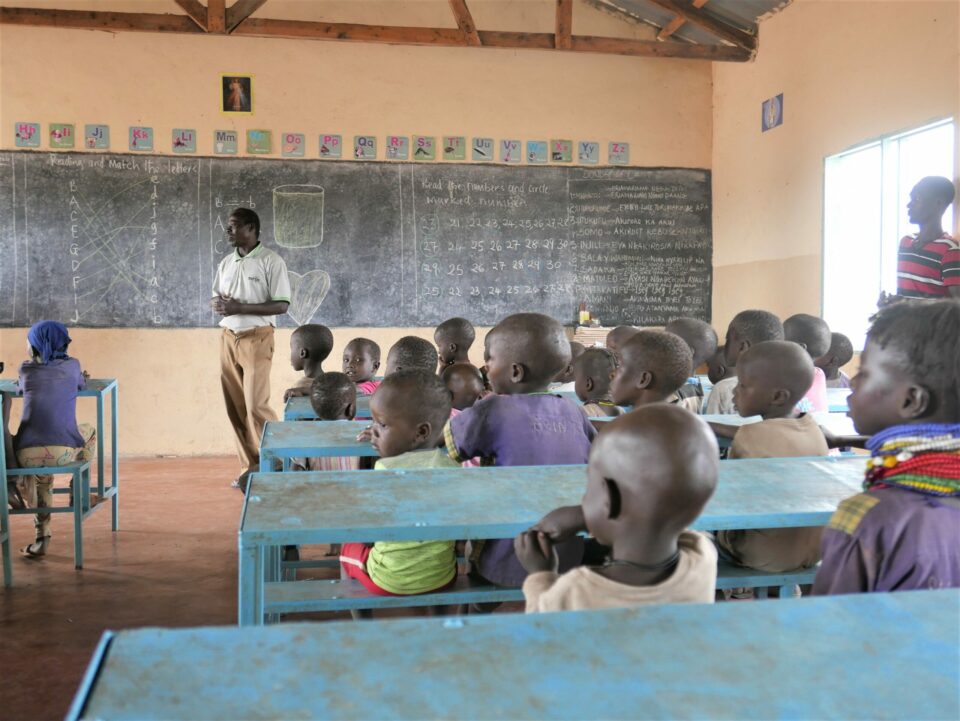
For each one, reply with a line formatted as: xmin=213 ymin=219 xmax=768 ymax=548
xmin=110 ymin=386 xmax=119 ymax=532
xmin=0 ymin=466 xmax=10 ymax=587
xmin=239 ymin=539 xmax=264 ymax=626
xmin=96 ymin=393 xmax=105 ymax=498
xmin=265 ymin=544 xmax=281 ymax=624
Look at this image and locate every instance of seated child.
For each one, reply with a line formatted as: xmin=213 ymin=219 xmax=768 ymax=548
xmin=605 ymin=325 xmax=639 ymax=364
xmin=515 ymin=405 xmax=719 ymax=612
xmin=783 ymin=313 xmax=830 ymax=412
xmin=283 ymin=324 xmax=333 ymax=401
xmin=445 ymin=312 xmax=597 ymax=587
xmin=434 ymin=317 xmax=476 ymax=369
xmin=610 ymin=330 xmax=693 ymax=409
xmin=814 ymin=300 xmax=960 ymax=594
xmin=342 ymin=337 xmax=381 ymax=394
xmin=339 ymin=370 xmax=460 ymax=596
xmin=705 ymin=310 xmax=783 ymax=414
xmin=384 ymin=336 xmax=439 ymax=376
xmin=710 ymin=341 xmax=830 ymax=575
xmin=573 ymin=348 xmax=622 ymax=418
xmin=441 ymin=363 xmax=485 ymax=412
xmin=815 ymin=332 xmax=854 ymax=389
xmin=10 ymin=321 xmax=96 ymax=557
xmin=290 ymin=373 xmax=361 ymax=473
xmin=706 ymin=345 xmax=734 ymax=387
xmin=551 ymin=340 xmax=585 ymax=392
xmin=665 ymin=317 xmax=718 ymax=413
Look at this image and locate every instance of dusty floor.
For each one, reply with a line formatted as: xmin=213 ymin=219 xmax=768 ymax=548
xmin=0 ymin=456 xmax=521 ymax=721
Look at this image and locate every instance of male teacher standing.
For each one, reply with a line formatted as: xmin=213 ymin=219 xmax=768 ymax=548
xmin=896 ymin=176 xmax=959 ymax=299
xmin=211 ymin=208 xmax=291 ymax=490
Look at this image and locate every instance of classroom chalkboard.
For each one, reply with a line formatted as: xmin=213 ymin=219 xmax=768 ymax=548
xmin=0 ymin=152 xmax=711 ymax=328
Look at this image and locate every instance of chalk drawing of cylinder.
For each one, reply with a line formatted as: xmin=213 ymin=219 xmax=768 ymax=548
xmin=273 ymin=185 xmax=324 ymax=249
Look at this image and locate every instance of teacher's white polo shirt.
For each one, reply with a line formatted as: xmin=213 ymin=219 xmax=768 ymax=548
xmin=212 ymin=243 xmax=291 ymax=333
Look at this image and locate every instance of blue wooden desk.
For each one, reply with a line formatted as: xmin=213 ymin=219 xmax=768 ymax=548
xmin=238 ymin=456 xmax=864 ymax=624
xmin=0 ymin=378 xmax=119 ymax=528
xmin=68 ymin=589 xmax=960 ymax=720
xmin=827 ymin=387 xmax=851 ymax=412
xmin=285 ymin=394 xmax=372 ymax=420
xmin=260 ymin=421 xmax=377 ymax=471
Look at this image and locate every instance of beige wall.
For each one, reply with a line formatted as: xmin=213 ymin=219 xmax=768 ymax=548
xmin=0 ymin=2 xmax=713 ymax=456
xmin=711 ymin=0 xmax=960 ymax=337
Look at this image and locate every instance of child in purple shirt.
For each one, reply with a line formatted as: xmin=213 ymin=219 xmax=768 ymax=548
xmin=444 ymin=313 xmax=597 ymax=587
xmin=814 ymin=300 xmax=960 ymax=594
xmin=8 ymin=321 xmax=95 ymax=557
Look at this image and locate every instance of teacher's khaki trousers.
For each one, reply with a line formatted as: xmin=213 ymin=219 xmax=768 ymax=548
xmin=220 ymin=326 xmax=278 ymax=475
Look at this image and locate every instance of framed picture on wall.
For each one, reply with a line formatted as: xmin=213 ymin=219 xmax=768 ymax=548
xmin=221 ymin=74 xmax=253 ymax=114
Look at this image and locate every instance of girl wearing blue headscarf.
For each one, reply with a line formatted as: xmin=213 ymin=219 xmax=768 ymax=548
xmin=8 ymin=321 xmax=95 ymax=557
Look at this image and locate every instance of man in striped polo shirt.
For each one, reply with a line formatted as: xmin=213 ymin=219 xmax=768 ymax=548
xmin=897 ymin=176 xmax=959 ymax=299
xmin=211 ymin=208 xmax=291 ymax=490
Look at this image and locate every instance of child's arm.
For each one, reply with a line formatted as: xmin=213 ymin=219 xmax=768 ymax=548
xmin=819 ymin=424 xmax=869 ymax=449
xmin=283 ymin=378 xmax=311 ymax=402
xmin=707 ymin=420 xmax=739 ymax=440
xmin=2 ymin=392 xmax=16 ymax=469
xmin=514 ymin=530 xmax=557 ymax=575
xmin=532 ymin=505 xmax=587 ymax=541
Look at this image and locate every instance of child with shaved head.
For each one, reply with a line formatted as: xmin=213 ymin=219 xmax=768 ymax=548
xmin=384 ymin=336 xmax=439 ymax=376
xmin=515 ymin=405 xmax=719 ymax=612
xmin=445 ymin=313 xmax=597 ymax=588
xmin=609 ymin=330 xmax=693 ymax=409
xmin=434 ymin=317 xmax=476 ymax=369
xmin=573 ymin=348 xmax=622 ymax=418
xmin=552 ymin=340 xmax=585 ymax=392
xmin=815 ymin=332 xmax=854 ymax=389
xmin=283 ymin=324 xmax=334 ymax=401
xmin=710 ymin=341 xmax=829 ymax=581
xmin=665 ymin=317 xmax=718 ymax=413
xmin=605 ymin=325 xmax=639 ymax=364
xmin=784 ymin=313 xmax=831 ymax=412
xmin=706 ymin=310 xmax=784 ymax=414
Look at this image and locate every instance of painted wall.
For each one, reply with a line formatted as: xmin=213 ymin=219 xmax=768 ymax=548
xmin=0 ymin=1 xmax=713 ymax=457
xmin=711 ymin=0 xmax=960 ymax=338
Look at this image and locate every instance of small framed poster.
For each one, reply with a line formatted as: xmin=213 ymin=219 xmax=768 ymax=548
xmin=15 ymin=122 xmax=40 ymax=148
xmin=608 ymin=141 xmax=629 ymax=165
xmin=386 ymin=135 xmax=409 ymax=160
xmin=413 ymin=135 xmax=436 ymax=160
xmin=281 ymin=133 xmax=305 ymax=157
xmin=222 ymin=74 xmax=253 ymax=114
xmin=50 ymin=123 xmax=75 ymax=149
xmin=443 ymin=136 xmax=466 ymax=160
xmin=319 ymin=134 xmax=342 ymax=158
xmin=472 ymin=137 xmax=494 ymax=161
xmin=85 ymin=124 xmax=110 ymax=149
xmin=247 ymin=129 xmax=272 ymax=154
xmin=578 ymin=141 xmax=600 ymax=164
xmin=527 ymin=140 xmax=547 ymax=164
xmin=129 ymin=126 xmax=153 ymax=151
xmin=214 ymin=130 xmax=239 ymax=154
xmin=500 ymin=139 xmax=521 ymax=164
xmin=172 ymin=128 xmax=196 ymax=153
xmin=762 ymin=93 xmax=783 ymax=132
xmin=551 ymin=139 xmax=573 ymax=162
xmin=354 ymin=135 xmax=376 ymax=159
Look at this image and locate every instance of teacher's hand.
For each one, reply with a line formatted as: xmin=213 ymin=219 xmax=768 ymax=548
xmin=211 ymin=296 xmax=242 ymax=316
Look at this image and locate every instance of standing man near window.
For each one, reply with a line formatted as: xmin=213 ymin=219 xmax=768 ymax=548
xmin=896 ymin=176 xmax=959 ymax=299
xmin=211 ymin=208 xmax=291 ymax=491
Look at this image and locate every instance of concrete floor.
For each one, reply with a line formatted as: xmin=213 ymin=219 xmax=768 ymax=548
xmin=1 ymin=456 xmax=521 ymax=721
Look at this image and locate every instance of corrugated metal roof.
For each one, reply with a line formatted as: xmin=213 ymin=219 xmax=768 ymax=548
xmin=589 ymin=0 xmax=791 ymax=45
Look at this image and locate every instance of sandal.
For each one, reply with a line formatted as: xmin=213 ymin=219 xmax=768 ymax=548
xmin=21 ymin=536 xmax=50 ymax=558
xmin=7 ymin=481 xmax=25 ymax=511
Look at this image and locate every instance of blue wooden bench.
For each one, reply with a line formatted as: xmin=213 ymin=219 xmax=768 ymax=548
xmin=67 ymin=589 xmax=960 ymax=720
xmin=238 ymin=456 xmax=863 ymax=625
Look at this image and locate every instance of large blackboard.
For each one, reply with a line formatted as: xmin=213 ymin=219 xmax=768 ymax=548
xmin=0 ymin=152 xmax=711 ymax=328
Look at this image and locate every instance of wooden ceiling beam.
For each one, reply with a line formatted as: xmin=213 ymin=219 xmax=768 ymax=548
xmin=657 ymin=16 xmax=685 ymax=41
xmin=207 ymin=0 xmax=225 ymax=33
xmin=173 ymin=0 xmax=206 ymax=31
xmin=555 ymin=0 xmax=573 ymax=50
xmin=231 ymin=18 xmax=467 ymax=45
xmin=448 ymin=0 xmax=480 ymax=46
xmin=643 ymin=0 xmax=755 ymax=51
xmin=227 ymin=0 xmax=268 ymax=33
xmin=0 ymin=6 xmax=202 ymax=33
xmin=570 ymin=34 xmax=749 ymax=60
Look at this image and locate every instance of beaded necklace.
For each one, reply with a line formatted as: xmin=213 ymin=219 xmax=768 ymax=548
xmin=864 ymin=423 xmax=960 ymax=496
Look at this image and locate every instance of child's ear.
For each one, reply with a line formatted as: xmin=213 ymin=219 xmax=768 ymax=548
xmin=345 ymin=402 xmax=356 ymax=420
xmin=603 ymin=477 xmax=622 ymax=520
xmin=585 ymin=376 xmax=595 ymax=392
xmin=511 ymin=363 xmax=526 ymax=384
xmin=372 ymin=360 xmax=381 ymax=371
xmin=636 ymin=370 xmax=653 ymax=390
xmin=416 ymin=421 xmax=432 ymax=442
xmin=448 ymin=343 xmax=458 ymax=354
xmin=771 ymin=388 xmax=792 ymax=407
xmin=300 ymin=348 xmax=309 ymax=359
xmin=901 ymin=384 xmax=932 ymax=419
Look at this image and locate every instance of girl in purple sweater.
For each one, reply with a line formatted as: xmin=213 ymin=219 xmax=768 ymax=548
xmin=8 ymin=321 xmax=95 ymax=558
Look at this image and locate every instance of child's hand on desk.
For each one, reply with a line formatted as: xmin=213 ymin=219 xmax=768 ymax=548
xmin=283 ymin=386 xmax=307 ymax=402
xmin=531 ymin=505 xmax=587 ymax=543
xmin=514 ymin=530 xmax=557 ymax=574
xmin=356 ymin=425 xmax=373 ymax=443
